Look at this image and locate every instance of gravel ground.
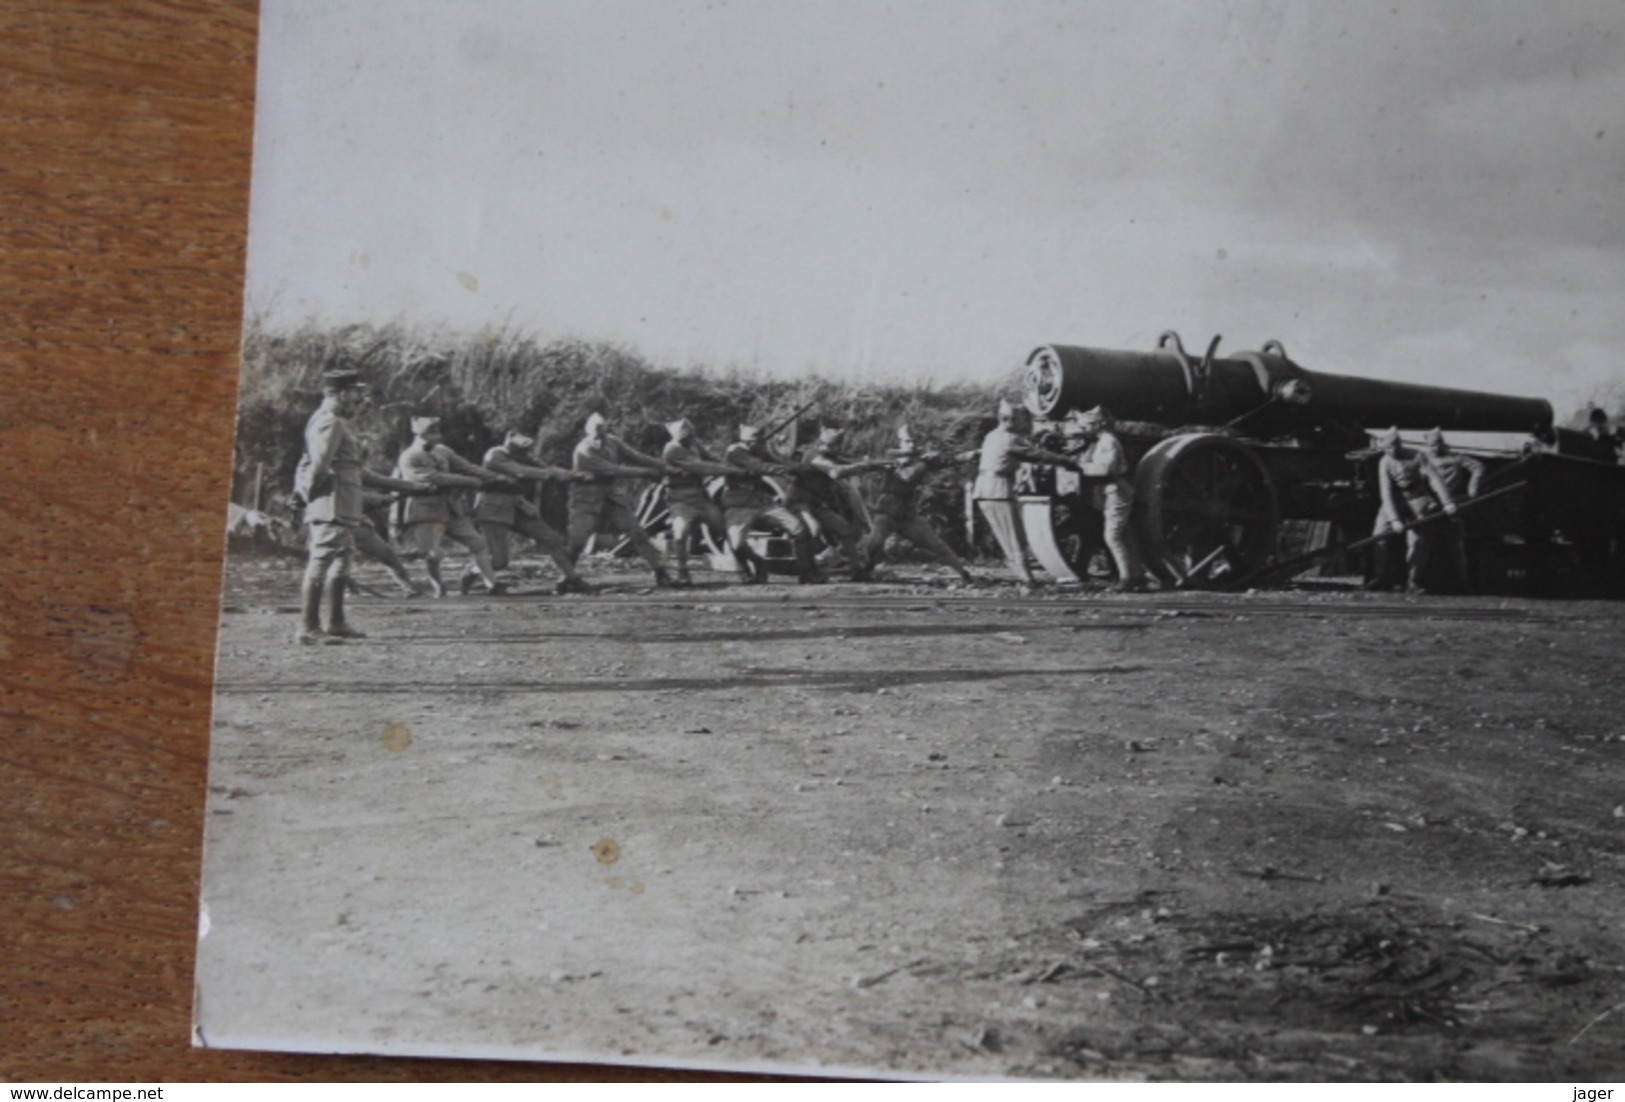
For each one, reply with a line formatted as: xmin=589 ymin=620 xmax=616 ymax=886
xmin=195 ymin=552 xmax=1625 ymax=1081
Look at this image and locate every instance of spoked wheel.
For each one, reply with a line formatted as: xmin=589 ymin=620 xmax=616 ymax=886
xmin=1135 ymin=433 xmax=1280 ymax=587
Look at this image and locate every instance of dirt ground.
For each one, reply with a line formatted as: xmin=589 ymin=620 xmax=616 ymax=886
xmin=195 ymin=550 xmax=1625 ymax=1082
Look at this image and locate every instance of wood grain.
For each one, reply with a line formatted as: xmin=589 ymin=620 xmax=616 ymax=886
xmin=0 ymin=2 xmax=762 ymax=1082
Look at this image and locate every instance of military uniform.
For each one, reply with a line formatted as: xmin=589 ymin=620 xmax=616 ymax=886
xmin=662 ymin=439 xmax=728 ymax=533
xmin=660 ymin=424 xmax=733 ymax=584
xmin=860 ymin=431 xmax=973 ymax=582
xmin=566 ymin=419 xmax=669 ymax=582
xmin=789 ymin=432 xmax=871 ymax=576
xmin=1068 ymin=410 xmax=1151 ymax=590
xmin=722 ymin=433 xmax=818 ymax=582
xmin=1374 ymin=432 xmax=1457 ymax=593
xmin=296 ymin=402 xmax=365 ymax=571
xmin=974 ymin=415 xmax=1036 ymax=584
xmin=353 ymin=492 xmax=420 ymax=595
xmin=394 ymin=436 xmax=500 ymax=593
xmin=1426 ymin=432 xmax=1485 ymax=592
xmin=292 ymin=371 xmax=370 ymax=642
xmin=474 ymin=440 xmax=576 ymax=578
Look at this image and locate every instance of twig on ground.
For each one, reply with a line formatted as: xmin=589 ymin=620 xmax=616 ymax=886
xmin=853 ymin=958 xmax=927 ymax=989
xmin=1569 ymin=998 xmax=1625 ymax=1046
xmin=1083 ymin=962 xmax=1160 ymax=1000
xmin=1466 ymin=912 xmax=1544 ymax=934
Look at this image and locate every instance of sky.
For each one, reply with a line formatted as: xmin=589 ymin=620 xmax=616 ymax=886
xmin=245 ymin=0 xmax=1625 ymax=414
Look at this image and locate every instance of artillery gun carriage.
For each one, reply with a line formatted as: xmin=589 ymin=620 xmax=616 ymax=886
xmin=1015 ymin=331 xmax=1624 ymax=595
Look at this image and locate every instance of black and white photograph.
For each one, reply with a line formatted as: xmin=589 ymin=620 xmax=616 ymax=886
xmin=197 ymin=0 xmax=1625 ymax=1081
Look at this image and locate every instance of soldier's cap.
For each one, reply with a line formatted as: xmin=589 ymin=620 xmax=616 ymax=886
xmin=666 ymin=417 xmax=693 ymax=438
xmin=410 ymin=415 xmax=441 ymax=435
xmin=584 ymin=411 xmax=609 ymax=433
xmin=738 ymin=424 xmax=761 ymax=443
xmin=504 ymin=430 xmax=536 ymax=449
xmin=1423 ymin=427 xmax=1445 ymax=446
xmin=890 ymin=425 xmax=918 ymax=455
xmin=817 ymin=424 xmax=844 ymax=443
xmin=321 ymin=368 xmax=367 ymax=391
xmin=996 ymin=398 xmax=1017 ymax=419
xmin=1590 ymin=407 xmax=1610 ymax=425
xmin=1374 ymin=426 xmax=1401 ymax=447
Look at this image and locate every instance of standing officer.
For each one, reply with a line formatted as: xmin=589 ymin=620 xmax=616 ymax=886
xmin=567 ymin=412 xmax=673 ymax=588
xmin=859 ymin=425 xmax=976 ymax=583
xmin=661 ymin=418 xmax=737 ymax=587
xmin=394 ymin=416 xmax=506 ymax=597
xmin=475 ymin=429 xmax=588 ymax=594
xmin=292 ymin=368 xmax=429 ymax=643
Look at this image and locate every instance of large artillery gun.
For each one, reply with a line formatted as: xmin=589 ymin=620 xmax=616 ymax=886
xmin=1016 ymin=331 xmax=1624 ymax=595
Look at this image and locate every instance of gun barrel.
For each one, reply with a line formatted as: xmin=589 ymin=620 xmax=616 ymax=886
xmin=1023 ymin=339 xmax=1553 ymax=436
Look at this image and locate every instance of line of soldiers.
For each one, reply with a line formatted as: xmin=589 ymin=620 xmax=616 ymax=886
xmin=289 ymin=364 xmax=1526 ymax=643
xmin=294 ymin=367 xmax=1079 ymax=644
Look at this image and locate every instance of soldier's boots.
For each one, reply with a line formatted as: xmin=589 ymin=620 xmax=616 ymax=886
xmin=653 ymin=567 xmax=676 ymax=588
xmin=555 ymin=576 xmax=593 ymax=595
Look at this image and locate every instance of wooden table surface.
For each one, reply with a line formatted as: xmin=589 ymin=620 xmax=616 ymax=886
xmin=0 ymin=2 xmax=762 ymax=1082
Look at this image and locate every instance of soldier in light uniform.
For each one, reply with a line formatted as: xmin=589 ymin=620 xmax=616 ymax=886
xmin=788 ymin=425 xmax=889 ymax=579
xmin=475 ymin=429 xmax=587 ymax=593
xmin=1373 ymin=427 xmax=1459 ymax=594
xmin=1422 ymin=427 xmax=1484 ymax=593
xmin=292 ymin=368 xmax=425 ymax=643
xmin=859 ymin=425 xmax=976 ymax=583
xmin=660 ymin=418 xmax=736 ymax=587
xmin=567 ymin=411 xmax=673 ymax=588
xmin=973 ymin=399 xmax=1079 ymax=585
xmin=723 ymin=424 xmax=821 ymax=584
xmin=1066 ymin=406 xmax=1155 ymax=592
xmin=393 ymin=416 xmax=506 ymax=597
